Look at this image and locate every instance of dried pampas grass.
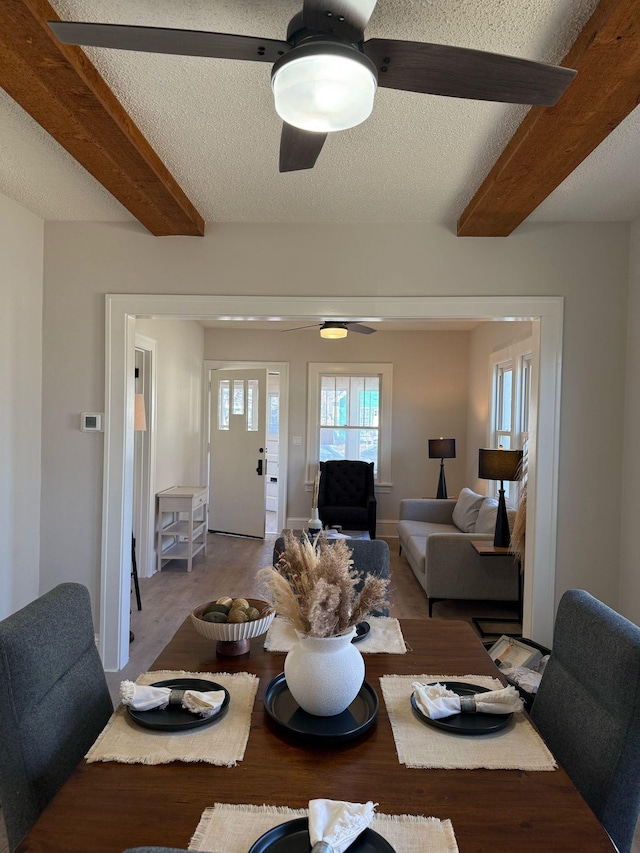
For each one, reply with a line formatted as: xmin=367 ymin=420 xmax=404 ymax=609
xmin=258 ymin=531 xmax=389 ymax=638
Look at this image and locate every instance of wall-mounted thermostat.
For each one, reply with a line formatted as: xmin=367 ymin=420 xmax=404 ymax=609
xmin=81 ymin=413 xmax=103 ymax=432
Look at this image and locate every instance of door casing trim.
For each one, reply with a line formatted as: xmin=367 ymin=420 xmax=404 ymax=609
xmin=103 ymin=293 xmax=563 ymax=670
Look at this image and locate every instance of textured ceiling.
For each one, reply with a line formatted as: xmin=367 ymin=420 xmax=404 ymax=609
xmin=3 ymin=0 xmax=639 ymax=226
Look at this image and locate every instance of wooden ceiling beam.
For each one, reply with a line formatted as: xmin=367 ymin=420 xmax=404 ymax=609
xmin=0 ymin=0 xmax=204 ymax=236
xmin=457 ymin=0 xmax=640 ymax=237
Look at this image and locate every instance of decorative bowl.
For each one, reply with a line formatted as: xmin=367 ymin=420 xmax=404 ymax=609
xmin=190 ymin=598 xmax=275 ymax=656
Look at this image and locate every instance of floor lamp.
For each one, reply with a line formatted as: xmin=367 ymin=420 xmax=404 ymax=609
xmin=478 ymin=448 xmax=523 ymax=548
xmin=428 ymin=438 xmax=456 ymax=499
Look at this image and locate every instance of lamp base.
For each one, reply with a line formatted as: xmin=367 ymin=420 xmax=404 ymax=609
xmin=494 ymin=487 xmax=511 ymax=549
xmin=436 ymin=460 xmax=447 ymax=499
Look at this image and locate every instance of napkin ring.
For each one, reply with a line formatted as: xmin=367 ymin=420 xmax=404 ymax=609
xmin=459 ymin=696 xmax=477 ymax=713
xmin=169 ymin=689 xmax=185 ymax=706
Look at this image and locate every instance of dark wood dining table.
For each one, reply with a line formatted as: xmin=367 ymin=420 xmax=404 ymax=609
xmin=17 ymin=617 xmax=614 ymax=852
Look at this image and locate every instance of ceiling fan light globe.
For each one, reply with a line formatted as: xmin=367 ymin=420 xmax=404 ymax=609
xmin=272 ymin=48 xmax=377 ymax=133
xmin=320 ymin=324 xmax=348 ymax=339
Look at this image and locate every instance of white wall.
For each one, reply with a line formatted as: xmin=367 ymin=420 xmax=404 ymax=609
xmin=136 ymin=318 xmax=205 ymax=494
xmin=620 ymin=219 xmax=640 ymax=624
xmin=41 ymin=220 xmax=629 ymax=629
xmin=0 ymin=194 xmax=43 ymax=618
xmin=204 ymin=327 xmax=472 ymax=527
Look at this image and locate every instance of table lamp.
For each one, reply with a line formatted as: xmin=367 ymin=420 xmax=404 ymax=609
xmin=428 ymin=438 xmax=456 ymax=499
xmin=478 ymin=448 xmax=523 ymax=548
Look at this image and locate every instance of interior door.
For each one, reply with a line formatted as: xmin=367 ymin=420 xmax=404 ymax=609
xmin=209 ymin=368 xmax=268 ymax=538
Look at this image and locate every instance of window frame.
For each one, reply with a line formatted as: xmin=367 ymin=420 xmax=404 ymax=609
xmin=488 ymin=339 xmax=532 ymax=502
xmin=307 ymin=362 xmax=393 ymax=491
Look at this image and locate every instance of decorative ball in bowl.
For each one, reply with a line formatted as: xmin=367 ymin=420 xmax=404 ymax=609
xmin=191 ymin=597 xmax=275 ymax=656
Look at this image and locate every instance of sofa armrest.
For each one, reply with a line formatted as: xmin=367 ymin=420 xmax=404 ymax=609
xmin=399 ymin=499 xmax=456 ymax=525
xmin=426 ymin=533 xmax=519 ymax=601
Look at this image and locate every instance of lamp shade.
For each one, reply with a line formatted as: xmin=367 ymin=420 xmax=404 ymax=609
xmin=271 ymin=42 xmax=377 ymax=133
xmin=478 ymin=448 xmax=522 ymax=482
xmin=134 ymin=393 xmax=147 ymax=432
xmin=428 ymin=438 xmax=456 ymax=459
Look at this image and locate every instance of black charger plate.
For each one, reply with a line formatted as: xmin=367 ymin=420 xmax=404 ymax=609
xmin=353 ymin=621 xmax=370 ymax=643
xmin=126 ymin=677 xmax=230 ymax=731
xmin=410 ymin=681 xmax=513 ymax=735
xmin=264 ymin=673 xmax=378 ymax=745
xmin=248 ymin=817 xmax=394 ymax=853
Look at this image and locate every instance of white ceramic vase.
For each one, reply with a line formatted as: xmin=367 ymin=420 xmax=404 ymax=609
xmin=284 ymin=627 xmax=365 ymax=716
xmin=308 ymin=508 xmax=322 ymax=536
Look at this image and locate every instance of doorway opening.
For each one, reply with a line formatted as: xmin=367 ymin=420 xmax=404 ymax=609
xmin=102 ymin=294 xmax=563 ymax=671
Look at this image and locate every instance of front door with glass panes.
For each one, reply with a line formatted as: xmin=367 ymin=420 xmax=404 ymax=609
xmin=209 ymin=368 xmax=268 ymax=538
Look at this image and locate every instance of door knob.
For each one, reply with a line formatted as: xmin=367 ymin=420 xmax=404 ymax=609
xmin=256 ymin=459 xmax=263 ymax=475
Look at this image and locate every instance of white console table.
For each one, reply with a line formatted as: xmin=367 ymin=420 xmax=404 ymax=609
xmin=156 ymin=486 xmax=208 ymax=572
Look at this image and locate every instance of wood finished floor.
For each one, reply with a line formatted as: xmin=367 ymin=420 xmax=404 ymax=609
xmin=2 ymin=533 xmax=637 ymax=852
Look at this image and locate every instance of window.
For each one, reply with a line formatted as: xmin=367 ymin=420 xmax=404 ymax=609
xmin=489 ymin=340 xmax=532 ymax=501
xmin=307 ymin=363 xmax=392 ymax=488
xmin=216 ymin=376 xmax=260 ymax=432
xmin=268 ymin=392 xmax=279 ymax=435
xmin=319 ymin=374 xmax=380 ymax=473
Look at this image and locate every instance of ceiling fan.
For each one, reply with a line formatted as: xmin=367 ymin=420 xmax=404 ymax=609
xmin=48 ymin=0 xmax=577 ymax=174
xmin=284 ymin=321 xmax=376 ymax=338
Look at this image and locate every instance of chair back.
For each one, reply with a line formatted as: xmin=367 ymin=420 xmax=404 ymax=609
xmin=0 ymin=582 xmax=113 ymax=852
xmin=530 ymin=589 xmax=640 ymax=853
xmin=318 ymin=460 xmax=374 ymax=507
xmin=273 ymin=536 xmax=390 ymax=616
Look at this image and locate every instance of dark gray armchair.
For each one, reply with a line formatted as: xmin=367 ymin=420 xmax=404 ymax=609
xmin=0 ymin=583 xmax=113 ymax=852
xmin=530 ymin=589 xmax=640 ymax=853
xmin=317 ymin=460 xmax=377 ymax=539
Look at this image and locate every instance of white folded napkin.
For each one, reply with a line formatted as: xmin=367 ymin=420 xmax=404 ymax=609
xmin=120 ymin=681 xmax=226 ymax=718
xmin=501 ymin=666 xmax=543 ymax=693
xmin=308 ymin=799 xmax=376 ymax=853
xmin=412 ymin=681 xmax=524 ymax=720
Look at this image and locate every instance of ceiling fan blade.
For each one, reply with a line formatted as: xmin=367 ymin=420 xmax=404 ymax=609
xmin=48 ymin=21 xmax=290 ymax=63
xmin=346 ymin=323 xmax=376 ymax=334
xmin=281 ymin=323 xmax=322 ymax=332
xmin=302 ymin=0 xmax=378 ymax=43
xmin=279 ymin=123 xmax=327 ymax=173
xmin=363 ymin=39 xmax=576 ymax=105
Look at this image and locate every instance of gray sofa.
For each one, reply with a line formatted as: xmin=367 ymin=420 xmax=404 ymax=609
xmin=397 ymin=488 xmax=519 ymax=616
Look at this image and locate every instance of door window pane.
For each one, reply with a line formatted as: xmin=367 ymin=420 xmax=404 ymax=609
xmin=218 ymin=380 xmax=229 ymax=430
xmin=247 ymin=379 xmax=258 ymax=432
xmin=233 ymin=379 xmax=245 ymax=415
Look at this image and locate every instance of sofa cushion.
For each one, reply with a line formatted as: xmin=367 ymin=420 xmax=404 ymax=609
xmin=475 ymin=497 xmax=499 ymax=534
xmin=452 ymin=488 xmax=485 ymax=533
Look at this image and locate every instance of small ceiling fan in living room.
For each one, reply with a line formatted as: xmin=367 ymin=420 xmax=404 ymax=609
xmin=283 ymin=320 xmax=376 ymax=339
xmin=48 ymin=0 xmax=577 ymax=173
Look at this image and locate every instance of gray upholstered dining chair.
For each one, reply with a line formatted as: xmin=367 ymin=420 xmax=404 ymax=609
xmin=273 ymin=535 xmax=390 ymax=616
xmin=530 ymin=589 xmax=640 ymax=853
xmin=0 ymin=582 xmax=113 ymax=853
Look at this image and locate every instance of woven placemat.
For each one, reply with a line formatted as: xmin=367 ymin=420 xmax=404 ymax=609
xmin=85 ymin=670 xmax=258 ymax=766
xmin=190 ymin=802 xmax=459 ymax=853
xmin=264 ymin=616 xmax=406 ymax=654
xmin=380 ymin=674 xmax=557 ymax=771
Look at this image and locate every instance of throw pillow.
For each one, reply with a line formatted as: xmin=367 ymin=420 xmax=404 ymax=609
xmin=475 ymin=497 xmax=499 ymax=534
xmin=452 ymin=488 xmax=485 ymax=533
